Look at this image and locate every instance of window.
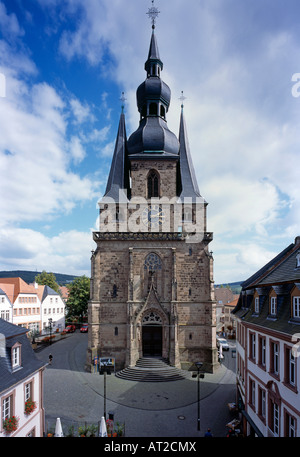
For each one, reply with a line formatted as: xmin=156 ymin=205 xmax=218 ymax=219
xmin=258 ymin=336 xmax=266 ymax=368
xmin=293 ymin=296 xmax=300 ymax=319
xmin=258 ymin=387 xmax=266 ymax=420
xmin=250 ymin=332 xmax=256 ymax=361
xmin=249 ymin=378 xmax=256 ymax=409
xmin=285 ymin=412 xmax=296 ymax=437
xmin=25 ymin=382 xmax=32 ymax=402
xmin=254 ymin=297 xmax=259 ymax=313
xmin=285 ymin=347 xmax=296 ymax=387
xmin=270 ymin=296 xmax=277 ymax=315
xmin=149 ymin=102 xmax=157 ymax=116
xmin=270 ymin=341 xmax=279 ymax=377
xmin=12 ymin=344 xmax=21 ymax=369
xmin=2 ymin=395 xmax=13 ymax=422
xmin=289 ymin=351 xmax=295 ymax=385
xmin=144 ymin=253 xmax=162 ymax=272
xmin=273 ymin=403 xmax=279 ymax=436
xmin=147 ymin=170 xmax=159 ymax=198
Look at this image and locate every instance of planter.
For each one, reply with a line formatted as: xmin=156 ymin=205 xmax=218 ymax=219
xmin=3 ymin=416 xmax=19 ymax=434
xmin=25 ymin=399 xmax=37 ymax=415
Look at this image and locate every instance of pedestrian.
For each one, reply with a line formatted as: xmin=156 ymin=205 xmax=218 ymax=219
xmin=204 ymin=428 xmax=213 ymax=437
xmin=49 ymin=354 xmax=53 ymax=365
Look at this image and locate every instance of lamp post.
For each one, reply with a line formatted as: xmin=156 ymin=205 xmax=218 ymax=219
xmin=99 ymin=360 xmax=111 ymax=420
xmin=195 ymin=362 xmax=204 ymax=431
xmin=48 ymin=318 xmax=53 ymax=345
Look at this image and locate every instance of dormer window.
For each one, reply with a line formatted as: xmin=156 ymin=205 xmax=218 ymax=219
xmin=293 ymin=296 xmax=300 ymax=319
xmin=254 ymin=297 xmax=259 ymax=314
xmin=296 ymin=252 xmax=300 ymax=268
xmin=12 ymin=343 xmax=21 ymax=369
xmin=270 ymin=296 xmax=277 ymax=316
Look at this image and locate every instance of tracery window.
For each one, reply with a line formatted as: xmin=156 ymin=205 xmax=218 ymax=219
xmin=142 ymin=312 xmax=162 ymax=324
xmin=144 ymin=253 xmax=162 ymax=272
xmin=147 ymin=170 xmax=159 ymax=198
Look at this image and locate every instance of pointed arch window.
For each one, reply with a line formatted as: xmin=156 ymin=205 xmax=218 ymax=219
xmin=147 ymin=170 xmax=160 ymax=198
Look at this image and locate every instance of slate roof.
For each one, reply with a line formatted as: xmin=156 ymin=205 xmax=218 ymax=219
xmin=233 ymin=237 xmax=300 ymax=336
xmin=0 ymin=319 xmax=46 ymax=394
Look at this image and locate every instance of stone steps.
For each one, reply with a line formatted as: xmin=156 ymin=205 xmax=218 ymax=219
xmin=115 ymin=357 xmax=189 ymax=382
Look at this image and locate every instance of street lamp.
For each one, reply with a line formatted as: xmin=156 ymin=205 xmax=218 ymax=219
xmin=195 ymin=362 xmax=204 ymax=431
xmin=48 ymin=318 xmax=53 ymax=345
xmin=99 ymin=361 xmax=111 ymax=419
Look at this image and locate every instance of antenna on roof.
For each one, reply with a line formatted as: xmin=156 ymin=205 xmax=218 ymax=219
xmin=147 ymin=0 xmax=160 ymax=29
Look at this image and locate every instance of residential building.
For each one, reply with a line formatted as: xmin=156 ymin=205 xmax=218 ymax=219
xmin=0 ymin=278 xmax=65 ymax=336
xmin=215 ymin=287 xmax=239 ymax=334
xmin=87 ymin=16 xmax=217 ymax=373
xmin=223 ymin=298 xmax=238 ymax=337
xmin=0 ymin=286 xmax=13 ymax=322
xmin=0 ymin=278 xmax=42 ymax=334
xmin=233 ymin=236 xmax=300 ymax=437
xmin=0 ymin=318 xmax=47 ymax=437
xmin=35 ymin=284 xmax=65 ymax=334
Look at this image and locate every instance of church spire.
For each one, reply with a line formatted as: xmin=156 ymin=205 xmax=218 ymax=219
xmin=103 ymin=98 xmax=129 ymax=201
xmin=178 ymin=95 xmax=201 ymax=200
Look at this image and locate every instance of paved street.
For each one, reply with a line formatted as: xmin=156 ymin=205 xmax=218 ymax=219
xmin=36 ymin=332 xmax=237 ymax=437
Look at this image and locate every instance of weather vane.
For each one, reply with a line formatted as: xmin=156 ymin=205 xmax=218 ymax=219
xmin=120 ymin=91 xmax=126 ymax=112
xmin=147 ymin=0 xmax=160 ymax=29
xmin=179 ymin=91 xmax=187 ymax=108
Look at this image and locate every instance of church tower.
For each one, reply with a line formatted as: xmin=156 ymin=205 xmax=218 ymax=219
xmin=87 ymin=4 xmax=218 ymax=373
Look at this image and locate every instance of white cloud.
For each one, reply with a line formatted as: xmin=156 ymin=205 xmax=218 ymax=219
xmin=0 ymin=50 xmax=99 ymax=229
xmin=0 ymin=227 xmax=93 ymax=276
xmin=2 ymin=0 xmax=300 ymax=283
xmin=69 ymin=136 xmax=86 ymax=164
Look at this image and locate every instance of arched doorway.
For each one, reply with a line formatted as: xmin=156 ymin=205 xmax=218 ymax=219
xmin=142 ymin=312 xmax=163 ymax=357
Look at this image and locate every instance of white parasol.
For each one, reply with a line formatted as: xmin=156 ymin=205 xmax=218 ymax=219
xmin=54 ymin=417 xmax=64 ymax=437
xmin=99 ymin=416 xmax=107 ymax=437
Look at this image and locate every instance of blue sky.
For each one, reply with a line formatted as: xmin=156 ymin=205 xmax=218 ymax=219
xmin=0 ymin=0 xmax=299 ymax=284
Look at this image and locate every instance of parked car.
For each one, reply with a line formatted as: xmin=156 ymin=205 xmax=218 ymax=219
xmin=217 ymin=337 xmax=229 ymax=351
xmin=64 ymin=325 xmax=76 ymax=333
xmin=80 ymin=324 xmax=88 ymax=333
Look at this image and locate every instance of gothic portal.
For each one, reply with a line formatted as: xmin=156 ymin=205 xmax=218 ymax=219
xmin=86 ymin=12 xmax=218 ymax=373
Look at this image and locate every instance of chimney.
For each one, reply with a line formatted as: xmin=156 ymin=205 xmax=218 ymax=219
xmin=295 ymin=236 xmax=300 ymax=245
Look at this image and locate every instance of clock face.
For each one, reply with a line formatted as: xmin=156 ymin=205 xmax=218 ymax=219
xmin=142 ymin=205 xmax=165 ymax=228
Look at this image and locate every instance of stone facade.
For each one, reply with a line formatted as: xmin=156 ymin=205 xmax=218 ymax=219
xmin=87 ymin=229 xmax=218 ymax=373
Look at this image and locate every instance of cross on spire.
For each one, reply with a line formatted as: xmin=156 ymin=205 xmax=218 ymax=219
xmin=147 ymin=0 xmax=160 ymax=29
xmin=179 ymin=91 xmax=187 ymax=108
xmin=120 ymin=91 xmax=126 ymax=112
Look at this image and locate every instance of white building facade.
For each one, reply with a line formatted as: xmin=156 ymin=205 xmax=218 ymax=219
xmin=0 ymin=287 xmax=12 ymax=323
xmin=0 ymin=319 xmax=47 ymax=437
xmin=0 ymin=278 xmax=65 ymax=336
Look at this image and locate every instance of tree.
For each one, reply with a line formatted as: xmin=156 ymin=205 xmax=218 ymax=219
xmin=66 ymin=275 xmax=90 ymax=321
xmin=35 ymin=270 xmax=60 ymax=293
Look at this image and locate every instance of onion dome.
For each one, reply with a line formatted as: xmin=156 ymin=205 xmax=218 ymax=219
xmin=127 ymin=30 xmax=179 ymax=158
